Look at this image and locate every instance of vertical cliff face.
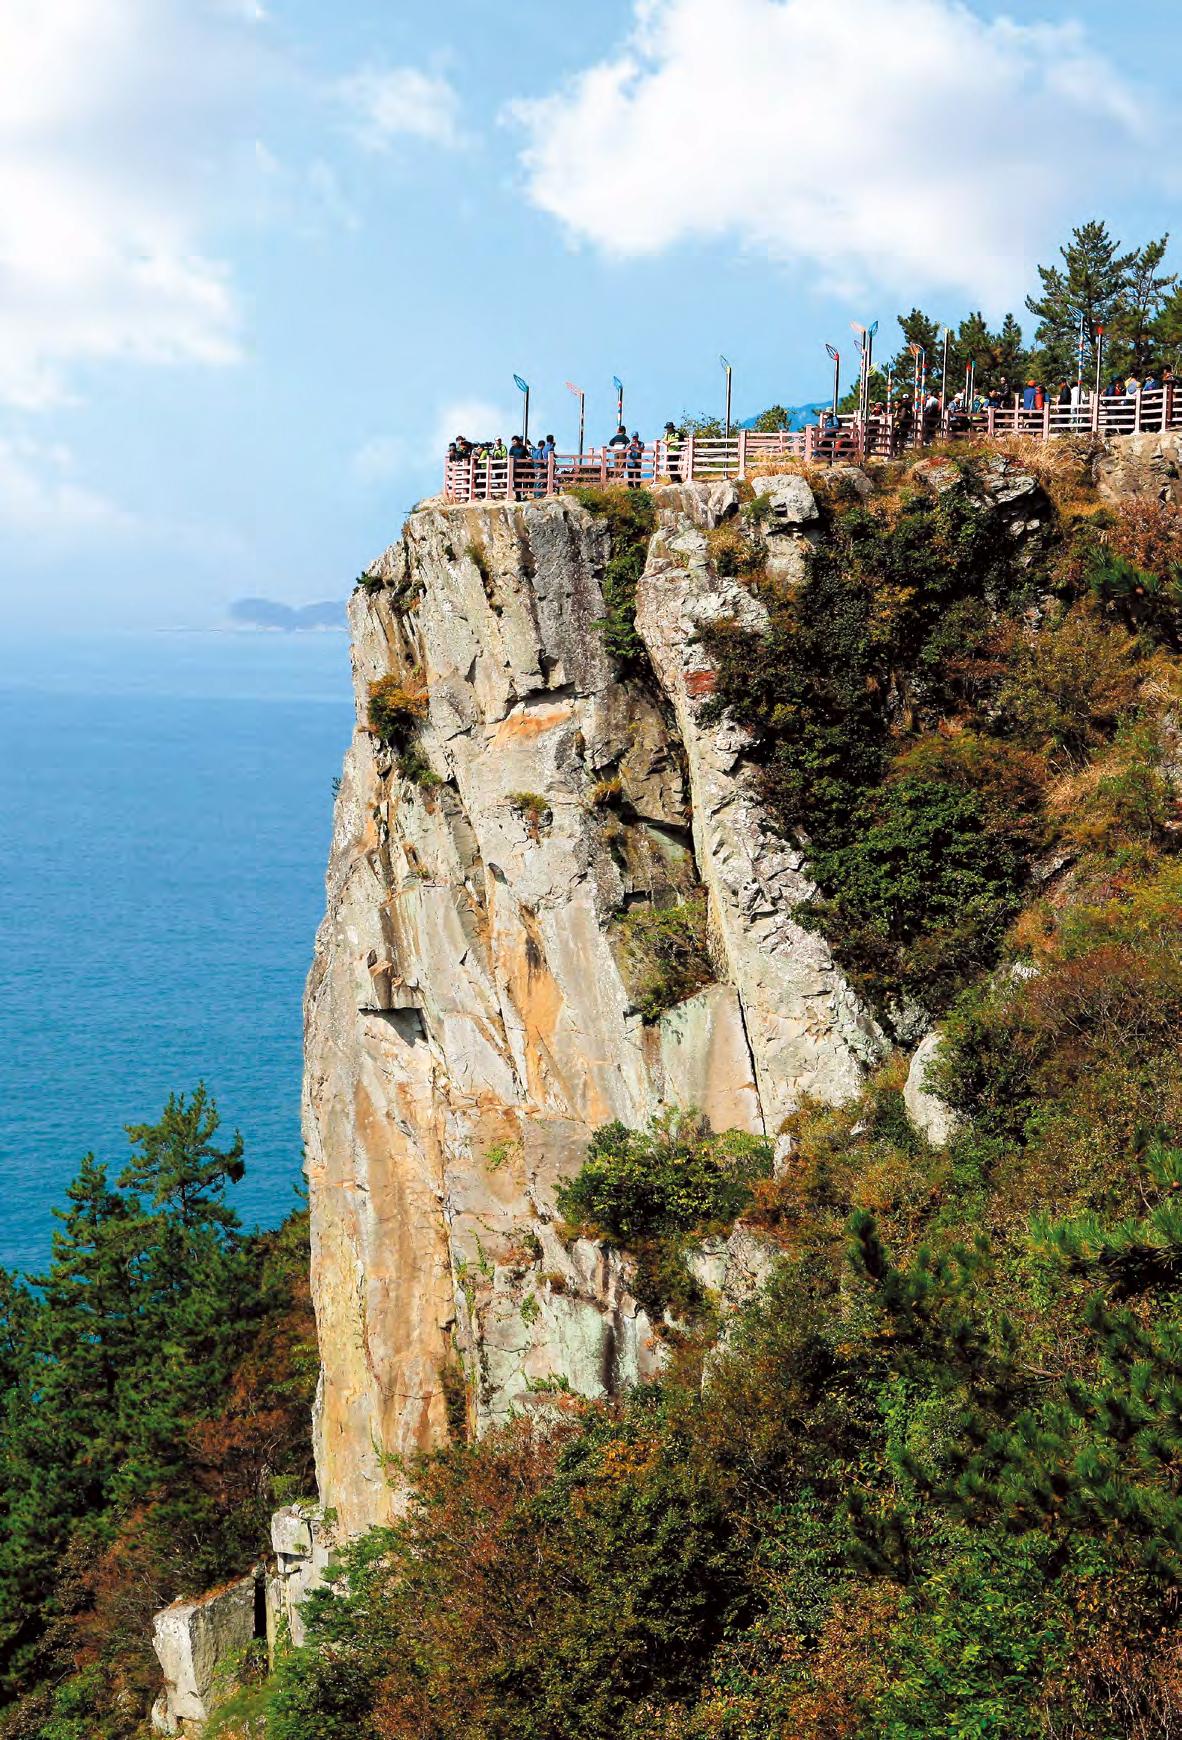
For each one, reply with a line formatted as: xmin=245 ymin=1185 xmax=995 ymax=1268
xmin=304 ymin=480 xmax=885 ymax=1537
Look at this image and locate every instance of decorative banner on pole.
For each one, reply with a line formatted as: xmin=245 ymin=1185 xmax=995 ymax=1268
xmin=613 ymin=376 xmax=624 ymax=427
xmin=566 ymin=381 xmax=585 ymax=459
xmin=514 ymin=375 xmax=530 ymax=445
xmin=720 ymin=355 xmax=733 ymax=440
xmin=825 ymin=343 xmax=840 ymax=420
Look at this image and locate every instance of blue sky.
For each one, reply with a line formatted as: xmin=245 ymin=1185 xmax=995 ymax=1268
xmin=2 ymin=0 xmax=1179 ymax=631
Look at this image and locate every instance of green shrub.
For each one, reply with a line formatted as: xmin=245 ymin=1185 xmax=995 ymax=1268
xmin=366 ymin=674 xmax=428 ymax=746
xmin=615 ymin=892 xmax=714 ymax=1021
xmin=557 ymin=1109 xmax=773 ymax=1250
xmin=366 ymin=675 xmax=441 ymax=788
xmin=800 ymin=777 xmax=1028 ymax=1006
xmin=997 ymin=602 xmax=1142 ymax=760
xmin=570 ymin=486 xmax=656 ymax=668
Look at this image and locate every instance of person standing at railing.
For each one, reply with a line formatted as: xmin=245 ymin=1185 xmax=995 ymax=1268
xmin=663 ymin=421 xmax=684 ymax=480
xmin=530 ymin=435 xmax=547 ymax=497
xmin=508 ymin=434 xmax=530 ymax=501
xmin=626 ymin=431 xmax=644 ymax=487
xmin=492 ymin=437 xmax=507 ymax=462
xmin=608 ymin=423 xmax=629 ymax=477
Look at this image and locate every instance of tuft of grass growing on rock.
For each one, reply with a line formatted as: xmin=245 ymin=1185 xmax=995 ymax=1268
xmin=705 ymin=519 xmax=766 ymax=579
xmin=510 ymin=791 xmax=553 ymax=840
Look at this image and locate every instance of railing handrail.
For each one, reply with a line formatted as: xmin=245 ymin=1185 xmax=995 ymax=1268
xmin=441 ymin=386 xmax=1180 ymax=503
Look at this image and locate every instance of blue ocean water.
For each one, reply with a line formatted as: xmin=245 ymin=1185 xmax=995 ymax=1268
xmin=0 ymin=632 xmax=354 ymax=1272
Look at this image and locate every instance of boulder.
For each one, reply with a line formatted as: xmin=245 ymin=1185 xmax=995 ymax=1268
xmin=751 ymin=473 xmax=820 ymax=526
xmin=151 ymin=1572 xmax=261 ymax=1734
xmin=904 ymin=1032 xmax=962 ymax=1147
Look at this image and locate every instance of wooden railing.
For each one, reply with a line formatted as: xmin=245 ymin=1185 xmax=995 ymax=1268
xmin=442 ymin=388 xmax=1182 ymax=503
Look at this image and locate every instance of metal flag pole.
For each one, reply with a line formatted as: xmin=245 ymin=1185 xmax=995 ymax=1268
xmin=720 ymin=355 xmax=733 ymax=439
xmin=940 ymin=327 xmax=952 ymax=412
xmin=566 ymin=381 xmax=585 ymax=459
xmin=514 ymin=374 xmax=530 ymax=446
xmin=851 ymin=323 xmax=867 ymax=426
xmin=613 ymin=376 xmax=624 ymax=429
xmin=826 ymin=343 xmax=840 ymax=420
xmin=1094 ymin=325 xmax=1106 ymax=418
xmin=1077 ymin=311 xmax=1087 ymax=398
xmin=867 ymin=320 xmax=879 ymax=419
xmin=909 ymin=342 xmax=925 ymax=436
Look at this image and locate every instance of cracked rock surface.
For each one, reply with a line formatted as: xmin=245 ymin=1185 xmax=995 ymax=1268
xmin=305 ymin=486 xmax=883 ymax=1536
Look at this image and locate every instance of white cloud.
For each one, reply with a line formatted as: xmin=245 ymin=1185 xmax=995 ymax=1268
xmin=431 ymin=400 xmax=522 ymax=450
xmin=0 ymin=0 xmax=253 ymax=409
xmin=352 ymin=435 xmax=409 ymax=485
xmin=509 ymin=0 xmax=1167 ymax=308
xmin=336 ymin=66 xmax=465 ymax=153
xmin=0 ymin=437 xmax=137 ymax=536
xmin=351 ymin=398 xmax=534 ymax=494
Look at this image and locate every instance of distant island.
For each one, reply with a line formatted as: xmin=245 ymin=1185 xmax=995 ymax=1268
xmin=229 ymin=597 xmax=346 ymax=631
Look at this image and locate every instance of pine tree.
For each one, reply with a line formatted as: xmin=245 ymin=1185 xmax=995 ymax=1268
xmin=1117 ymin=236 xmax=1176 ymax=371
xmin=0 ymin=1095 xmax=260 ymax=1693
xmin=1026 ymin=220 xmax=1140 ymax=380
xmin=119 ymin=1083 xmax=244 ymax=1232
xmin=0 ymin=1157 xmax=145 ymax=1686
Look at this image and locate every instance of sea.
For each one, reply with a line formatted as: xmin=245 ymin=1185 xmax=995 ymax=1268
xmin=0 ymin=630 xmax=355 ymax=1273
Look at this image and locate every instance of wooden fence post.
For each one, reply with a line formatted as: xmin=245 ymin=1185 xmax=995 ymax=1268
xmin=738 ymin=428 xmax=747 ymax=478
xmin=686 ymin=433 xmax=696 ymax=480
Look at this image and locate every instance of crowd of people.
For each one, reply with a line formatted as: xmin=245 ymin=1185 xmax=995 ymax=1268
xmin=812 ymin=363 xmax=1182 ymax=459
xmin=447 ymin=423 xmax=654 ymax=496
xmin=446 ymin=361 xmax=1182 ymax=491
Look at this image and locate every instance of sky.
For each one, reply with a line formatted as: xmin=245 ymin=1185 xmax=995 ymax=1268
xmin=1 ymin=0 xmax=1180 ymax=632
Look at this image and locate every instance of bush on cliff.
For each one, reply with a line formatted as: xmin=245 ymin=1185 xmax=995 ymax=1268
xmin=697 ymin=462 xmax=1171 ymax=1017
xmin=556 ymin=1109 xmax=773 ymax=1315
xmin=569 ymin=486 xmax=656 ymax=669
xmin=613 ymin=892 xmax=715 ymax=1022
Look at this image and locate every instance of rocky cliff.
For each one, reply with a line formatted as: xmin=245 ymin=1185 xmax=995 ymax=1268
xmin=303 ymin=476 xmax=887 ymax=1538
